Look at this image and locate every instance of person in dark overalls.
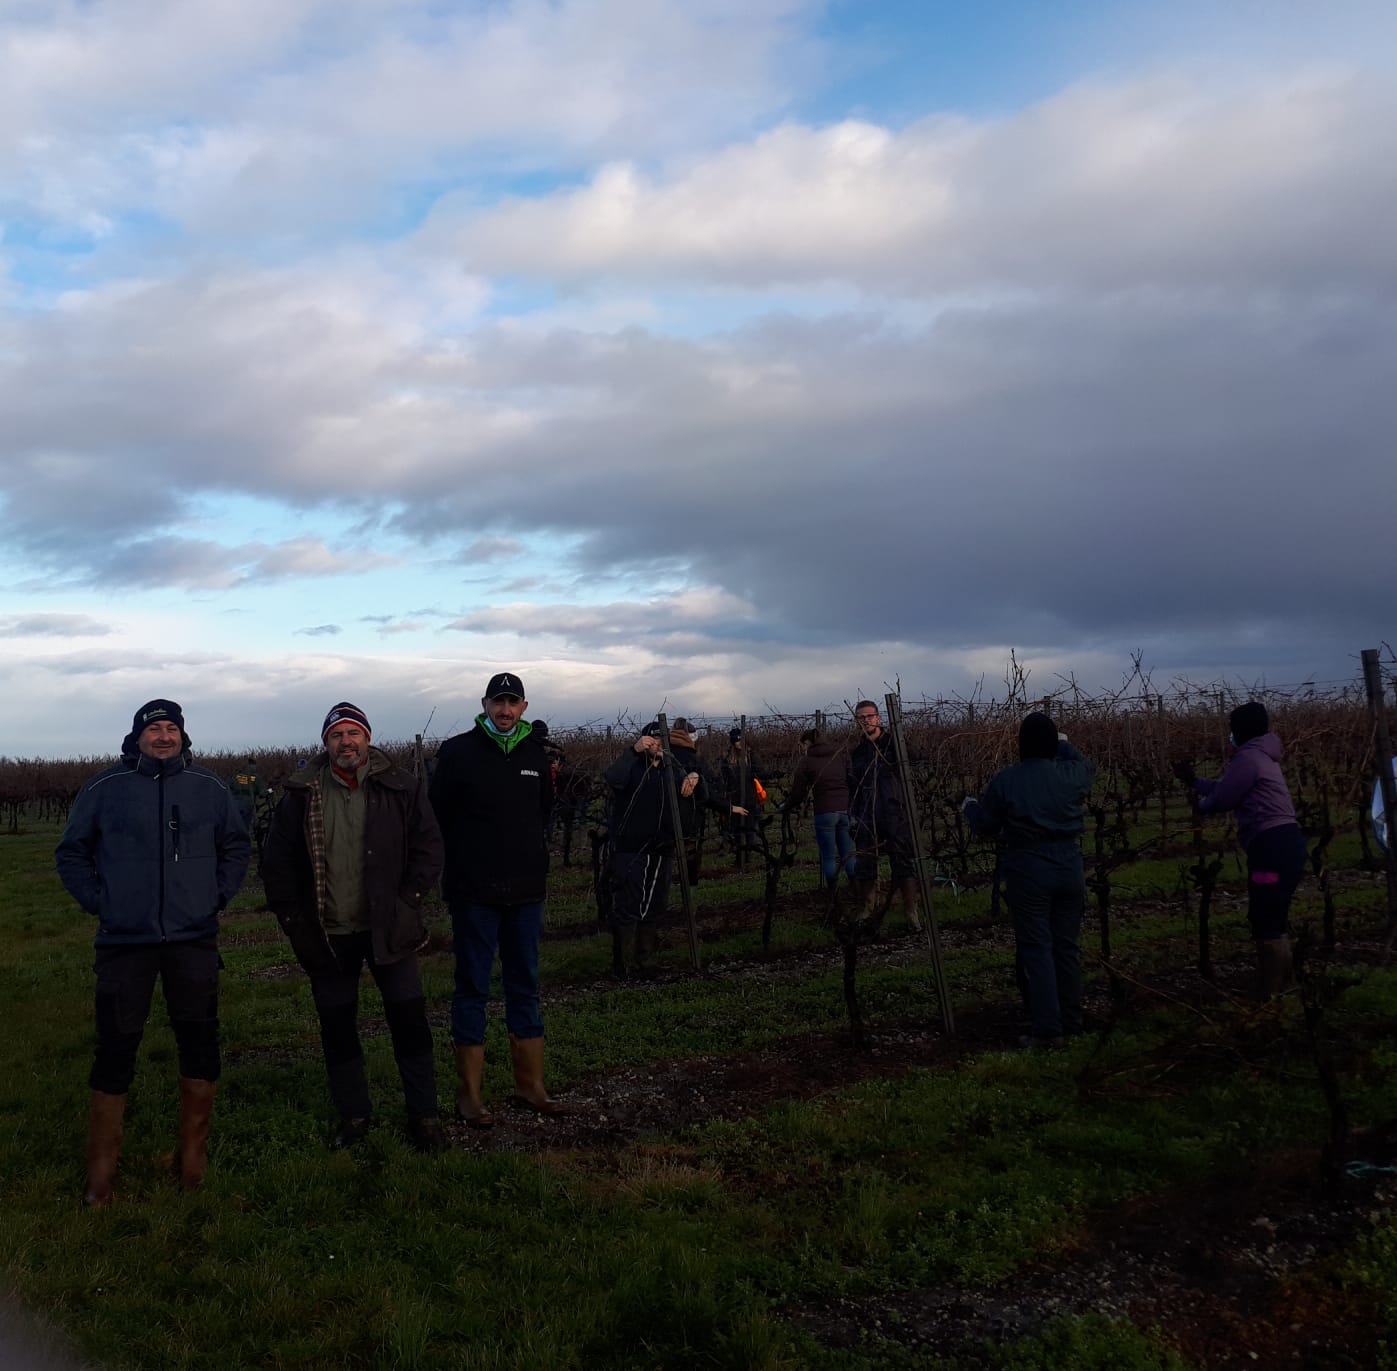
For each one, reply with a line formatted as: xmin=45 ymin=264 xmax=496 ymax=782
xmin=962 ymin=713 xmax=1094 ymax=1047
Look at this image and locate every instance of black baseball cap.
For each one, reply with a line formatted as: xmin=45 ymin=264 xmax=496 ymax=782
xmin=485 ymin=671 xmax=525 ymax=700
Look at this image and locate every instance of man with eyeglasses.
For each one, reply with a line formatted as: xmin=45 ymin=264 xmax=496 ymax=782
xmin=847 ymin=700 xmax=922 ymax=934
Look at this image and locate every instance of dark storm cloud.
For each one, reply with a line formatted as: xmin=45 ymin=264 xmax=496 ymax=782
xmin=388 ymin=290 xmax=1396 ymax=681
xmin=457 ymin=537 xmax=523 ymax=564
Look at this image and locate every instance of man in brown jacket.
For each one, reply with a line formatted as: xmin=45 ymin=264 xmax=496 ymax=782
xmin=262 ymin=703 xmax=447 ymax=1152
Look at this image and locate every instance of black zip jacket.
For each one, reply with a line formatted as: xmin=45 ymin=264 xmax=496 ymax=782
xmin=668 ymin=741 xmax=724 ymax=838
xmin=429 ymin=724 xmax=554 ymax=905
xmin=849 ymin=729 xmax=913 ymax=828
xmin=56 ymin=749 xmax=250 ymax=946
xmin=603 ymin=743 xmax=732 ymax=849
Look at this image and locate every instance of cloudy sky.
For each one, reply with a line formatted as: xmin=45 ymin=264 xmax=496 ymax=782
xmin=3 ymin=0 xmax=1394 ymax=756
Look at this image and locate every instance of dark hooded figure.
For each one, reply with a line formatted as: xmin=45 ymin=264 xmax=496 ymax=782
xmin=1184 ymin=701 xmax=1305 ymax=995
xmin=603 ymin=722 xmax=745 ymax=977
xmin=56 ymin=699 xmax=251 ymax=1204
xmin=962 ymin=712 xmax=1095 ymax=1047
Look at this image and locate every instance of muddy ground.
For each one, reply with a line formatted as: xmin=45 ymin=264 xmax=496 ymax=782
xmin=222 ymin=864 xmax=1397 ymax=1368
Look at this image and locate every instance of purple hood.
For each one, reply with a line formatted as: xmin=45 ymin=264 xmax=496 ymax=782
xmin=1193 ymin=733 xmax=1297 ymax=849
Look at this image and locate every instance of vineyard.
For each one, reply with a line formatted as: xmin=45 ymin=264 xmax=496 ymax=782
xmin=1 ymin=664 xmax=1397 ymax=1369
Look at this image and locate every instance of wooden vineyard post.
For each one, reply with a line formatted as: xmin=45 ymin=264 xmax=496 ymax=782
xmin=413 ymin=733 xmax=426 ymax=779
xmin=1155 ymin=695 xmax=1169 ymax=836
xmin=657 ymin=713 xmax=701 ymax=972
xmin=884 ymin=692 xmax=956 ymax=1036
xmin=736 ymin=712 xmax=750 ymax=869
xmin=1360 ymin=650 xmax=1397 ymax=938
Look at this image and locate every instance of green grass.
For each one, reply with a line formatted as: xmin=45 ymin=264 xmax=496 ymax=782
xmin=4 ymin=816 xmax=1397 ymax=1368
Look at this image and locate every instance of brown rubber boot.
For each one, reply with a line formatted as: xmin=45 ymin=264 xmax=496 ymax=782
xmin=1258 ymin=936 xmax=1294 ymax=999
xmin=453 ymin=1044 xmax=494 ymax=1129
xmin=610 ymin=927 xmax=632 ymax=980
xmin=899 ymin=878 xmax=923 ymax=933
xmin=508 ymin=1035 xmax=572 ymax=1115
xmin=178 ymin=1078 xmax=216 ymax=1191
xmin=634 ymin=922 xmax=659 ymax=977
xmin=83 ymin=1090 xmax=127 ymax=1207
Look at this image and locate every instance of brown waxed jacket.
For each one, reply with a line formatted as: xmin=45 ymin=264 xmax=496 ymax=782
xmin=262 ymin=749 xmax=444 ymax=972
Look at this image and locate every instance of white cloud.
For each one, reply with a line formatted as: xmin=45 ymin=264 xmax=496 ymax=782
xmin=2 ymin=15 xmax=1394 ymax=756
xmin=0 ymin=0 xmax=819 ymax=240
xmin=443 ymin=72 xmax=1397 ymax=294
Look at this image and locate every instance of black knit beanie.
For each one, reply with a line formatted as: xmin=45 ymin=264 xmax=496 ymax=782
xmin=122 ymin=699 xmax=190 ymax=755
xmin=1018 ymin=711 xmax=1059 ymax=761
xmin=1229 ymin=701 xmax=1269 ymax=746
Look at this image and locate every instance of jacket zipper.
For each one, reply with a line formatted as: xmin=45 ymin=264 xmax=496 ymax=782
xmin=157 ymin=771 xmax=168 ymax=941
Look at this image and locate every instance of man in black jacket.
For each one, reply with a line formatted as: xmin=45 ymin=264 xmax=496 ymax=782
xmin=429 ymin=673 xmax=561 ymax=1127
xmin=848 ymin=700 xmax=922 ymax=933
xmin=56 ymin=699 xmax=250 ymax=1204
xmin=262 ymin=703 xmax=447 ymax=1151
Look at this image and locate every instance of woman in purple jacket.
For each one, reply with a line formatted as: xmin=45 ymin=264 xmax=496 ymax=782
xmin=1185 ymin=701 xmax=1306 ymax=995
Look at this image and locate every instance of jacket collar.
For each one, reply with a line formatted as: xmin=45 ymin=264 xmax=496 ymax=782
xmin=284 ymin=746 xmax=408 ymax=791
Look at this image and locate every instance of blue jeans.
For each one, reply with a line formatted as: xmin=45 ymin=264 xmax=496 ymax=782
xmin=813 ymin=811 xmax=856 ymax=885
xmin=1002 ymin=844 xmax=1085 ymax=1039
xmin=450 ymin=901 xmax=544 ymax=1046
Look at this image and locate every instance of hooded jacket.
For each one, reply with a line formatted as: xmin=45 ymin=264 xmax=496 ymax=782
xmin=429 ymin=721 xmax=554 ymax=905
xmin=963 ymin=741 xmax=1095 ymax=850
xmin=1194 ymin=733 xmax=1297 ymax=849
xmin=785 ymin=740 xmax=851 ymax=815
xmin=56 ymin=747 xmax=251 ymax=946
xmin=261 ymin=747 xmax=444 ymax=972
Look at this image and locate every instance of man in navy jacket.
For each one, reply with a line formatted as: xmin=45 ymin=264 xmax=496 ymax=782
xmin=56 ymin=699 xmax=250 ymax=1204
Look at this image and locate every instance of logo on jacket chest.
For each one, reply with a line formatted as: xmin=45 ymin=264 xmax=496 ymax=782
xmin=519 ymin=768 xmax=540 ymax=778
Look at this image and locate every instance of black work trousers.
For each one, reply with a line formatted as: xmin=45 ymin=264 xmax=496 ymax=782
xmin=91 ymin=937 xmax=221 ymax=1093
xmin=307 ymin=932 xmax=438 ymax=1120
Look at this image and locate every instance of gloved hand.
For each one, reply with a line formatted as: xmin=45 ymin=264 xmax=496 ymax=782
xmin=1170 ymin=759 xmax=1196 ymax=786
